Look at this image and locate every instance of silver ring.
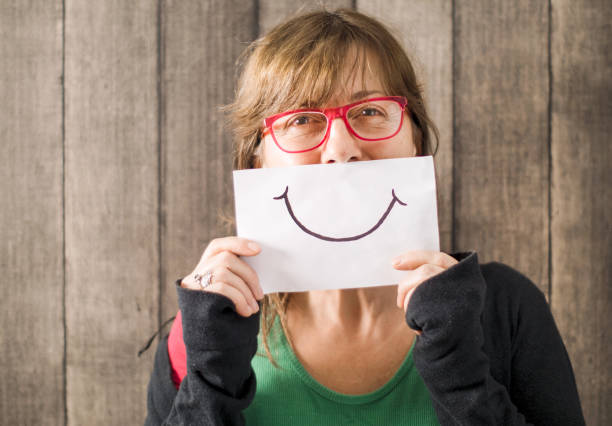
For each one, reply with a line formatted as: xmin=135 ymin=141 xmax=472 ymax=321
xmin=194 ymin=271 xmax=213 ymax=289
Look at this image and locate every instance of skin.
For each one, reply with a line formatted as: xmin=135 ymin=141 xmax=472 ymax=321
xmin=181 ymin=55 xmax=458 ymax=394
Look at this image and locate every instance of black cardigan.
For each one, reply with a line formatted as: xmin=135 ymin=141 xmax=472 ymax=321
xmin=145 ymin=252 xmax=585 ymax=425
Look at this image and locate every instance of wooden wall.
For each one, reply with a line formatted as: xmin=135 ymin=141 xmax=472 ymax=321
xmin=1 ymin=1 xmax=609 ymax=424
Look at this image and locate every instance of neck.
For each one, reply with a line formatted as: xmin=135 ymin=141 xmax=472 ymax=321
xmin=286 ymin=285 xmax=405 ymax=341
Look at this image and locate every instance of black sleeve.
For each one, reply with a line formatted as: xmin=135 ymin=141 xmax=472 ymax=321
xmin=405 ymin=252 xmax=585 ymax=425
xmin=145 ymin=281 xmax=260 ymax=425
xmin=482 ymin=262 xmax=585 ymax=426
xmin=144 ymin=333 xmax=178 ymax=426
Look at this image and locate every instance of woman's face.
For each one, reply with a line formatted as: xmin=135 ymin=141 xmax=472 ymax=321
xmin=258 ymin=60 xmax=417 ymax=168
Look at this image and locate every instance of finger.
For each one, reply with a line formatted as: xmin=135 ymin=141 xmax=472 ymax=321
xmin=403 ymin=285 xmax=419 ymax=312
xmin=207 ymin=260 xmax=261 ymax=310
xmin=207 ymin=251 xmax=263 ymax=300
xmin=397 ymin=280 xmax=418 ymax=309
xmin=392 ymin=250 xmax=457 ymax=271
xmin=203 ymin=236 xmax=261 ymax=260
xmin=207 ymin=281 xmax=256 ymax=317
xmin=181 ymin=266 xmax=260 ymax=315
xmin=222 ymin=253 xmax=264 ymax=300
xmin=396 ymin=263 xmax=445 ymax=309
xmin=403 ymin=284 xmax=423 ymax=336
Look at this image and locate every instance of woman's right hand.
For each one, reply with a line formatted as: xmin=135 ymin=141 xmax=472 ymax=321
xmin=181 ymin=236 xmax=264 ymax=317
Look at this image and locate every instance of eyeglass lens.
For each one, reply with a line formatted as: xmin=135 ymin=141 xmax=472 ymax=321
xmin=271 ymin=99 xmax=403 ymax=152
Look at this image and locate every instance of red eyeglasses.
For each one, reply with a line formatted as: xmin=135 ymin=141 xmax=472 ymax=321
xmin=262 ymin=96 xmax=408 ymax=153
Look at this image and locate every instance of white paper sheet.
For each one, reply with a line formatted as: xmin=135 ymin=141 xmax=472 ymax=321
xmin=233 ymin=156 xmax=439 ymax=294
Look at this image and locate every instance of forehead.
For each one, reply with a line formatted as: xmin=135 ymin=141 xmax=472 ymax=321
xmin=273 ymin=46 xmax=388 ymax=112
xmin=329 ymin=49 xmax=385 ymax=101
xmin=328 ymin=60 xmax=385 ymax=106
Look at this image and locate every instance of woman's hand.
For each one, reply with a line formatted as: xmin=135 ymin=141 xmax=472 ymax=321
xmin=181 ymin=236 xmax=264 ymax=317
xmin=393 ymin=250 xmax=458 ymax=316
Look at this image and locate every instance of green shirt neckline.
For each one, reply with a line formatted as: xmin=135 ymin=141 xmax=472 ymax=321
xmin=274 ymin=315 xmax=418 ymax=406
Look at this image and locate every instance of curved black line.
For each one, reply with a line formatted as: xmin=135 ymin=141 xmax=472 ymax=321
xmin=273 ymin=186 xmax=406 ymax=242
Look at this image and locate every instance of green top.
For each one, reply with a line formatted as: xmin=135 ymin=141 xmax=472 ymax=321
xmin=243 ymin=315 xmax=439 ymax=425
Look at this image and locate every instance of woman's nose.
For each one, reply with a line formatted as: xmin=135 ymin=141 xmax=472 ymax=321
xmin=320 ymin=117 xmax=363 ymax=164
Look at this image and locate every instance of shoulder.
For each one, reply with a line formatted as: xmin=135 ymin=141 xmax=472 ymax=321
xmin=476 ymin=261 xmax=584 ymax=425
xmin=479 ymin=261 xmax=547 ymax=310
xmin=477 ymin=260 xmax=556 ymax=354
xmin=447 ymin=252 xmax=547 ymax=312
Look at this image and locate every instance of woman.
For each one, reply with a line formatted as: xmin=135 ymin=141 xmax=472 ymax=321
xmin=145 ymin=9 xmax=584 ymax=425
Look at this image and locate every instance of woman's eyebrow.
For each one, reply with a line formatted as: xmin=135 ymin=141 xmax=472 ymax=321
xmin=350 ymin=90 xmax=384 ymax=101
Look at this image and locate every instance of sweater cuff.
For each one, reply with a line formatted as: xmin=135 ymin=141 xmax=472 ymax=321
xmin=176 ymin=279 xmax=260 ymax=352
xmin=405 ymin=251 xmax=485 ymax=337
xmin=404 ymin=252 xmax=500 ymax=423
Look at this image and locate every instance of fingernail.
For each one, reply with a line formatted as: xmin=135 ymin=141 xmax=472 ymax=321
xmin=251 ymin=300 xmax=260 ymax=312
xmin=248 ymin=242 xmax=260 ymax=252
xmin=392 ymin=257 xmax=401 ymax=266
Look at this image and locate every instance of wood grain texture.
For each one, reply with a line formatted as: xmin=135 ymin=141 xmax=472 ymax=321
xmin=258 ymin=0 xmax=352 ymax=35
xmin=1 ymin=1 xmax=610 ymax=423
xmin=550 ymin=1 xmax=612 ymax=424
xmin=64 ymin=1 xmax=159 ymax=424
xmin=453 ymin=1 xmax=550 ymax=292
xmin=357 ymin=0 xmax=453 ymax=253
xmin=0 ymin=2 xmax=64 ymax=424
xmin=160 ymin=0 xmax=256 ymax=323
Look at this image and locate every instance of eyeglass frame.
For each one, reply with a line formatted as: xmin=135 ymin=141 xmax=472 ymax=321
xmin=262 ymin=96 xmax=409 ymax=154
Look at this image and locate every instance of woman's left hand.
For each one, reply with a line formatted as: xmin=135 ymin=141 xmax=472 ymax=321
xmin=392 ymin=250 xmax=458 ymax=317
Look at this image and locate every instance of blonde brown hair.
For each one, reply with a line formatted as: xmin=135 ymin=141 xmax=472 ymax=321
xmin=227 ymin=8 xmax=439 ymax=366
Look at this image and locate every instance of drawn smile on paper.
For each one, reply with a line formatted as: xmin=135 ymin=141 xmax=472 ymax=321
xmin=273 ymin=186 xmax=406 ymax=242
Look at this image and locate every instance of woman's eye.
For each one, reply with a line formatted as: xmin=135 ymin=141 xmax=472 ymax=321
xmin=351 ymin=105 xmax=387 ymax=119
xmin=283 ymin=114 xmax=325 ymax=130
xmin=291 ymin=115 xmax=310 ymax=126
xmin=361 ymin=108 xmax=381 ymax=116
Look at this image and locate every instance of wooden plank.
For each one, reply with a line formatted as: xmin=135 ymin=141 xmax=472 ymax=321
xmin=0 ymin=2 xmax=64 ymax=424
xmin=160 ymin=0 xmax=256 ymax=323
xmin=358 ymin=0 xmax=453 ymax=253
xmin=258 ymin=1 xmax=352 ymax=35
xmin=64 ymin=1 xmax=158 ymax=424
xmin=550 ymin=1 xmax=612 ymax=424
xmin=453 ymin=1 xmax=550 ymax=292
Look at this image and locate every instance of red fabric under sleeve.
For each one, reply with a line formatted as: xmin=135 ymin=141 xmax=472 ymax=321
xmin=167 ymin=310 xmax=187 ymax=389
